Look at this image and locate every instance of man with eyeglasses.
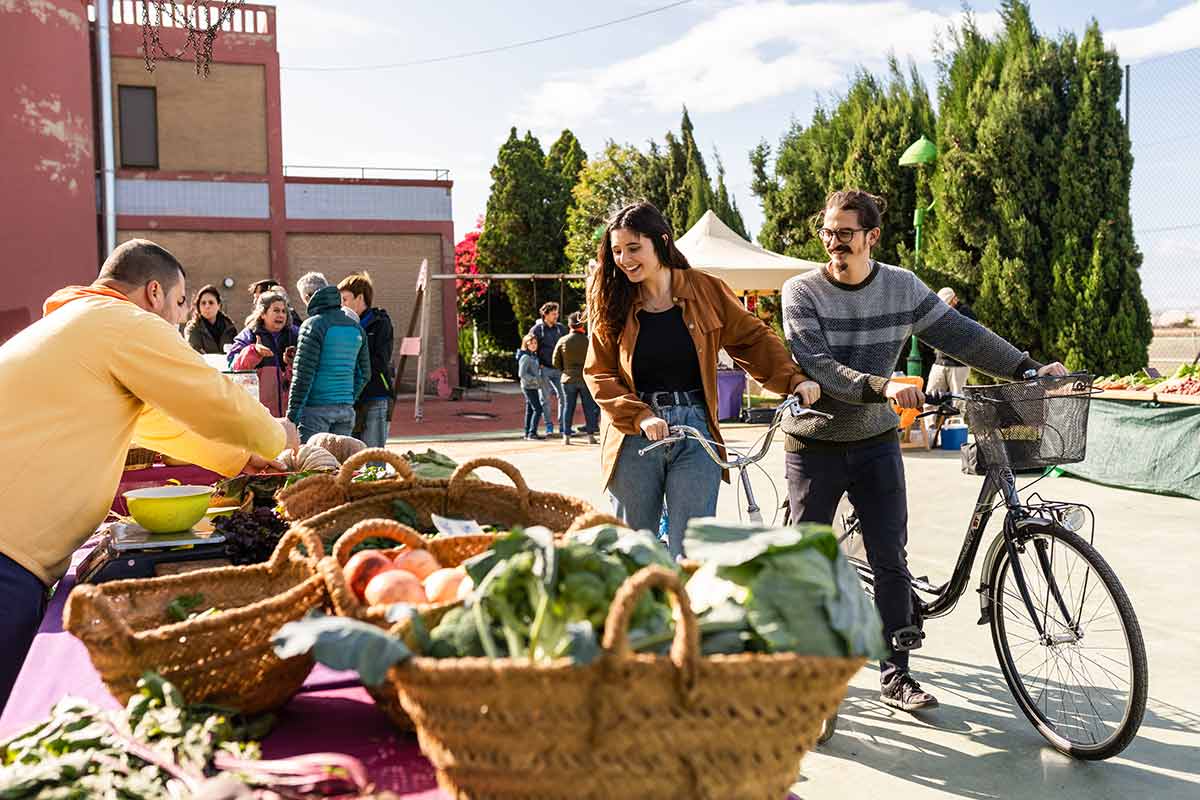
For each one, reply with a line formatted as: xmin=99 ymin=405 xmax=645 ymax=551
xmin=781 ymin=189 xmax=1066 ymax=712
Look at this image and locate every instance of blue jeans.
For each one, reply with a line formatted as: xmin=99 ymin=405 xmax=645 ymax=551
xmin=540 ymin=368 xmax=565 ymax=433
xmin=299 ymin=404 xmax=356 ymax=443
xmin=607 ymin=403 xmax=721 ymax=558
xmin=359 ymin=398 xmax=390 ymax=448
xmin=1 ymin=553 xmax=48 ymax=709
xmin=523 ymin=388 xmax=544 ymax=437
xmin=562 ymin=382 xmax=599 ymax=435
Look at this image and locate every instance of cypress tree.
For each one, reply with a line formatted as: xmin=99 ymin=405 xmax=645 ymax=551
xmin=1046 ymin=23 xmax=1151 ymax=372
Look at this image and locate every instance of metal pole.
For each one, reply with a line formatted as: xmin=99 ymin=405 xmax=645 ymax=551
xmin=97 ymin=0 xmax=117 ymax=258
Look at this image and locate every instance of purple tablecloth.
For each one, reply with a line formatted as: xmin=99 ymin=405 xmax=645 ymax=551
xmin=0 ymin=540 xmax=446 ymax=798
xmin=717 ymin=369 xmax=747 ymax=421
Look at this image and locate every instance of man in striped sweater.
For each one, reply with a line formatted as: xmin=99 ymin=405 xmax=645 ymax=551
xmin=782 ymin=190 xmax=1066 ymax=712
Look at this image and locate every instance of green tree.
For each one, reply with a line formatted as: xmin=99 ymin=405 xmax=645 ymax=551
xmin=1045 ymin=23 xmax=1151 ymax=372
xmin=713 ymin=153 xmax=749 ymax=239
xmin=751 ymin=59 xmax=935 ymax=265
xmin=544 ymin=130 xmax=588 ymax=274
xmin=564 ymin=142 xmax=648 ymax=271
xmin=476 ymin=128 xmax=558 ymax=327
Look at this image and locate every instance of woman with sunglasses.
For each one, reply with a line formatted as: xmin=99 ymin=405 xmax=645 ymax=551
xmin=585 ymin=202 xmax=820 ymax=556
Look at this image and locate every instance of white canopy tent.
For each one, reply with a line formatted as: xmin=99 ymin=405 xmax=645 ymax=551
xmin=676 ymin=210 xmax=822 ymax=293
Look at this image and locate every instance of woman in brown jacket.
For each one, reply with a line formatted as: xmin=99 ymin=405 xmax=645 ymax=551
xmin=584 ymin=202 xmax=819 ymax=556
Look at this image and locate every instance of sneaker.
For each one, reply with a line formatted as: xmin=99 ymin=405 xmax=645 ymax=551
xmin=562 ymin=435 xmax=571 ymax=446
xmin=880 ymin=672 xmax=939 ymax=712
xmin=523 ymin=433 xmax=546 ymax=441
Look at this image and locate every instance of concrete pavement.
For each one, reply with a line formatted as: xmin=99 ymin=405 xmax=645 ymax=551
xmin=389 ymin=426 xmax=1199 ymax=799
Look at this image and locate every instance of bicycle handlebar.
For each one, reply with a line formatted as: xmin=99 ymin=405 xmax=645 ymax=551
xmin=636 ymin=395 xmax=832 ymax=468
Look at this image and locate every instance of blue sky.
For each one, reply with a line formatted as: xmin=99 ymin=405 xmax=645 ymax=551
xmin=269 ymin=0 xmax=1200 ymax=311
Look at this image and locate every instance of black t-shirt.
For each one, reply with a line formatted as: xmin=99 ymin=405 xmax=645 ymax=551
xmin=632 ymin=307 xmax=703 ymax=393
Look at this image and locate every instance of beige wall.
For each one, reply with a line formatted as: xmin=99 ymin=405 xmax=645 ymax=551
xmin=286 ymin=233 xmax=446 ymax=380
xmin=117 ymin=230 xmax=270 ymax=326
xmin=112 ymin=57 xmax=267 ymax=174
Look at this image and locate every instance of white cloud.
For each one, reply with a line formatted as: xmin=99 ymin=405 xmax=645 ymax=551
xmin=522 ymin=1 xmax=1000 ymax=127
xmin=1107 ymin=1 xmax=1200 ymax=63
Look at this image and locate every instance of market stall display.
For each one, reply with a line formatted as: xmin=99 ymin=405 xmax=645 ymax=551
xmin=275 ymin=521 xmax=880 ymax=799
xmin=63 ymin=529 xmax=327 ymax=714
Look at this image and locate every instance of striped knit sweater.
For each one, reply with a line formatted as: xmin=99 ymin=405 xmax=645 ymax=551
xmin=781 ymin=261 xmax=1040 ymax=450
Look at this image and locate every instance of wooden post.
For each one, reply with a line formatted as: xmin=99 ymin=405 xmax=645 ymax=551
xmin=414 ymin=260 xmax=432 ymax=422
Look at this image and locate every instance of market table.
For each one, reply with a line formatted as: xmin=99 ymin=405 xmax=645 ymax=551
xmin=1059 ymin=391 xmax=1200 ymax=500
xmin=0 ymin=538 xmax=446 ymax=798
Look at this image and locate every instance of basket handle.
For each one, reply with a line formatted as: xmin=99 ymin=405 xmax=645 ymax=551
xmin=319 ymin=554 xmax=366 ymax=617
xmin=63 ymin=585 xmax=136 ymax=655
xmin=602 ymin=566 xmax=699 ymax=700
xmin=446 ymin=458 xmax=531 ymax=513
xmin=267 ymin=527 xmax=327 ymax=571
xmin=335 ymin=449 xmax=416 ymax=491
xmin=564 ymin=511 xmax=625 ymax=535
xmin=332 ymin=519 xmax=428 ymax=566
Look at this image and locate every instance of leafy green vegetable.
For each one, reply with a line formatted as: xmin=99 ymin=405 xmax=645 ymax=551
xmin=166 ymin=593 xmax=206 ymax=623
xmin=391 ymin=498 xmax=422 ymax=531
xmin=272 ymin=612 xmax=412 ymax=687
xmin=684 ymin=521 xmax=888 ymax=660
xmin=402 ymin=449 xmax=459 ymax=480
xmin=0 ymin=673 xmax=269 ymax=799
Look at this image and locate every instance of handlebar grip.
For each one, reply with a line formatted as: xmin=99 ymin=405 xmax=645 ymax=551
xmin=925 ymin=391 xmax=950 ymax=405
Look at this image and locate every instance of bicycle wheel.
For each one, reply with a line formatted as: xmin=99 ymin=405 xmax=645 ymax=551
xmin=988 ymin=524 xmax=1147 ymax=759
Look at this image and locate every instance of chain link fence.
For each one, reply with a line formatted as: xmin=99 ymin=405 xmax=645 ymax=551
xmin=1126 ymin=47 xmax=1200 ymax=369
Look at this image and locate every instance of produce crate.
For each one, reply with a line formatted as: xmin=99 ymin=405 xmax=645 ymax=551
xmin=63 ymin=529 xmax=327 ymax=714
xmin=278 ymin=449 xmax=615 ymax=544
xmin=386 ymin=566 xmax=864 ymax=800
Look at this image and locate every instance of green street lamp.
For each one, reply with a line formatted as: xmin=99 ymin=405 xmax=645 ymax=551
xmin=899 ymin=135 xmax=937 ymax=377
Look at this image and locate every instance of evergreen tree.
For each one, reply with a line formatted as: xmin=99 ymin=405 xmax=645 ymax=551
xmin=751 ymin=60 xmax=934 ymax=265
xmin=663 ymin=131 xmax=690 ymax=234
xmin=476 ymin=129 xmax=558 ymax=328
xmin=563 ymin=141 xmax=647 ymax=271
xmin=713 ymin=153 xmax=749 ymax=239
xmin=544 ymin=130 xmax=588 ymax=274
xmin=1045 ymin=23 xmax=1151 ymax=372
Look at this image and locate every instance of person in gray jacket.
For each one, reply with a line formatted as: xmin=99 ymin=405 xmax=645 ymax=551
xmin=518 ymin=333 xmax=545 ymax=441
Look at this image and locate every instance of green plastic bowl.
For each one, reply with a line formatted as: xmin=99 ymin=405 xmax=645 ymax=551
xmin=124 ymin=485 xmax=215 ymax=533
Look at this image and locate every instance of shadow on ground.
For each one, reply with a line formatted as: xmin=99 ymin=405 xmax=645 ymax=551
xmin=795 ymin=654 xmax=1198 ymax=799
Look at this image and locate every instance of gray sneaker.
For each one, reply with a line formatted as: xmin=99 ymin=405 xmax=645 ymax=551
xmin=880 ymin=672 xmax=939 ymax=712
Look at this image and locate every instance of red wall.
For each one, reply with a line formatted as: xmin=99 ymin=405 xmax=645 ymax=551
xmin=0 ymin=0 xmax=98 ymax=342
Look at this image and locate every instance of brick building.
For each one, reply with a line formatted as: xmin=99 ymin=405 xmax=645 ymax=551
xmin=0 ymin=1 xmax=457 ymax=388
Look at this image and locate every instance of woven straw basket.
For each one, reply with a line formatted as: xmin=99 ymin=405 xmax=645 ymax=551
xmin=389 ymin=566 xmax=865 ymax=800
xmin=278 ymin=449 xmax=615 ymax=545
xmin=64 ymin=529 xmax=327 ymax=714
xmin=316 ymin=519 xmax=496 ymax=731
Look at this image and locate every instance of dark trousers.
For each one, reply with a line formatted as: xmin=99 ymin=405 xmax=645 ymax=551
xmin=562 ymin=382 xmax=599 ymax=435
xmin=1 ymin=553 xmax=48 ymax=710
xmin=785 ymin=438 xmax=915 ymax=680
xmin=522 ymin=388 xmax=544 ymax=437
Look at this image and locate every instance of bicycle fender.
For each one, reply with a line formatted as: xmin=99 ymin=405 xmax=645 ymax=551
xmin=976 ymin=517 xmax=1062 ymax=625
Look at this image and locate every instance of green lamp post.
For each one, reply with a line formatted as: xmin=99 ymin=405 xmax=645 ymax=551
xmin=899 ymin=135 xmax=938 ymax=377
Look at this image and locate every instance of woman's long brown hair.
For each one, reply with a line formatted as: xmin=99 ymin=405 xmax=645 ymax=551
xmin=587 ymin=202 xmax=691 ymax=341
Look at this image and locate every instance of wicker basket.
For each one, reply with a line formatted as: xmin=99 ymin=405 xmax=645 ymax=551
xmin=279 ymin=449 xmax=614 ymax=545
xmin=124 ymin=447 xmax=158 ymax=471
xmin=316 ymin=519 xmax=496 ymax=731
xmin=64 ymin=529 xmax=328 ymax=714
xmin=389 ymin=566 xmax=865 ymax=800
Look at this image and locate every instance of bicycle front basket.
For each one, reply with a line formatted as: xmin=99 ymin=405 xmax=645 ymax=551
xmin=962 ymin=374 xmax=1093 ymax=471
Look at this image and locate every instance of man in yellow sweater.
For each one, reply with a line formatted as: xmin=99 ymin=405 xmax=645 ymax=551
xmin=0 ymin=239 xmax=297 ymax=707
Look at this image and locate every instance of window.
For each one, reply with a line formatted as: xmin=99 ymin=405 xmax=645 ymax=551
xmin=118 ymin=86 xmax=158 ymax=168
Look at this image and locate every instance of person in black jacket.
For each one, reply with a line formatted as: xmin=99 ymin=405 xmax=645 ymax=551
xmin=339 ymin=272 xmax=395 ymax=448
xmin=183 ymin=284 xmax=238 ymax=355
xmin=528 ymin=302 xmax=568 ymax=436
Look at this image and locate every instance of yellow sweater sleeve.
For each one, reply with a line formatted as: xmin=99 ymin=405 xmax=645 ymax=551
xmin=113 ymin=311 xmax=285 ymax=465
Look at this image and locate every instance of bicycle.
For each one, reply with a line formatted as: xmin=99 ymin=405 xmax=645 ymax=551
xmin=654 ymin=374 xmax=1149 ymax=760
xmin=637 ymin=394 xmax=832 ymax=524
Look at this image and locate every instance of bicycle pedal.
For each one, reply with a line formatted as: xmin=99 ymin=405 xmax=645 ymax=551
xmin=892 ymin=625 xmax=925 ymax=652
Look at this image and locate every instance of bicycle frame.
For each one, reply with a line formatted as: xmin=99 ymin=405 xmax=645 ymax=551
xmin=843 ymin=465 xmax=1094 ymax=639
